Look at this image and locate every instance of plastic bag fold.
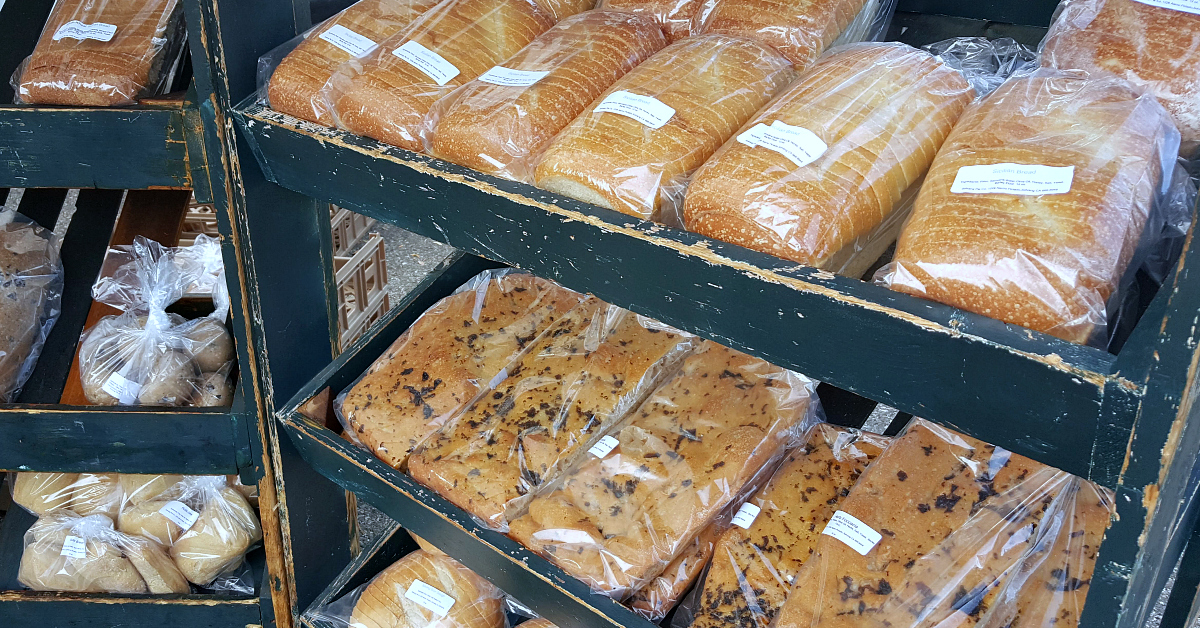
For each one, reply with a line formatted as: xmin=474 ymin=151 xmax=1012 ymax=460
xmin=0 ymin=211 xmax=63 ymax=401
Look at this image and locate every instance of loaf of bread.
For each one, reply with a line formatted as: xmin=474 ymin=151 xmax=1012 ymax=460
xmin=533 ymin=0 xmax=598 ymax=19
xmin=70 ymin=473 xmax=123 ymax=520
xmin=684 ymin=43 xmax=972 ymax=271
xmin=340 ymin=271 xmax=581 ymax=469
xmin=429 ymin=11 xmax=668 ymax=182
xmin=19 ymin=513 xmax=148 ymax=594
xmin=326 ymin=0 xmax=555 ymax=151
xmin=1041 ymin=0 xmax=1200 ymax=154
xmin=598 ymin=0 xmax=704 ymax=41
xmin=0 ymin=218 xmax=64 ymax=402
xmin=119 ymin=497 xmax=185 ymax=546
xmin=690 ymin=424 xmax=888 ymax=628
xmin=885 ymin=70 xmax=1175 ymax=345
xmin=408 ymin=300 xmax=695 ymax=529
xmin=506 ymin=340 xmax=814 ymax=599
xmin=627 ymin=518 xmax=723 ymax=620
xmin=533 ymin=35 xmax=795 ymax=220
xmin=696 ymin=0 xmax=869 ymax=67
xmin=349 ymin=550 xmax=506 ymax=628
xmin=171 ymin=485 xmax=262 ymax=585
xmin=125 ymin=536 xmax=191 ymax=594
xmin=18 ymin=0 xmax=183 ymax=105
xmin=119 ymin=474 xmax=183 ymax=507
xmin=12 ymin=472 xmax=79 ymax=515
xmin=267 ymin=0 xmax=443 ymax=125
xmin=772 ymin=419 xmax=1114 ymax=628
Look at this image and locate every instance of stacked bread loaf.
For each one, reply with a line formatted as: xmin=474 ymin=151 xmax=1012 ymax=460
xmin=696 ymin=0 xmax=871 ymax=67
xmin=598 ymin=0 xmax=704 ymax=41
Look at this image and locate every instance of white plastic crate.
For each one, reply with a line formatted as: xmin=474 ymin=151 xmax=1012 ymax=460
xmin=331 ymin=205 xmax=377 ymax=256
xmin=334 ymin=233 xmax=390 ymax=350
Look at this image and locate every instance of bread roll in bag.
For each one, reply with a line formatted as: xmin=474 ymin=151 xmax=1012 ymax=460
xmin=326 ymin=0 xmax=555 ymax=151
xmin=18 ymin=513 xmax=148 ymax=594
xmin=696 ymin=0 xmax=870 ymax=67
xmin=429 ymin=11 xmax=668 ymax=182
xmin=883 ymin=69 xmax=1177 ymax=345
xmin=11 ymin=472 xmax=79 ymax=516
xmin=267 ymin=0 xmax=444 ymax=125
xmin=534 ymin=35 xmax=795 ymax=220
xmin=347 ymin=550 xmax=506 ymax=628
xmin=685 ymin=43 xmax=972 ymax=268
xmin=18 ymin=0 xmax=183 ymax=106
xmin=1041 ymin=0 xmax=1200 ymax=154
xmin=598 ymin=0 xmax=704 ymax=41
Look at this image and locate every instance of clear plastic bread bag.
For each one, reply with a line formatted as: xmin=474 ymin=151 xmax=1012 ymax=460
xmin=408 ymin=299 xmax=697 ymax=531
xmin=1039 ymin=0 xmax=1200 ymax=156
xmin=875 ymin=68 xmax=1184 ymax=346
xmin=10 ymin=472 xmax=125 ymax=519
xmin=12 ymin=0 xmax=187 ymax=106
xmin=671 ymin=424 xmax=889 ymax=628
xmin=425 ymin=11 xmax=669 ymax=183
xmin=681 ymin=38 xmax=1034 ymax=278
xmin=504 ymin=340 xmax=820 ymax=600
xmin=0 ymin=210 xmax=64 ymax=401
xmin=321 ymin=0 xmax=555 ymax=152
xmin=335 ymin=268 xmax=584 ymax=470
xmin=256 ymin=0 xmax=446 ymax=125
xmin=771 ymin=418 xmax=1115 ymax=628
xmin=693 ymin=0 xmax=896 ymax=68
xmin=304 ymin=549 xmax=509 ymax=628
xmin=532 ymin=34 xmax=796 ymax=222
xmin=626 ymin=507 xmax=727 ymax=620
xmin=78 ymin=235 xmax=237 ymax=406
xmin=597 ymin=0 xmax=705 ymax=42
xmin=19 ymin=511 xmax=191 ymax=594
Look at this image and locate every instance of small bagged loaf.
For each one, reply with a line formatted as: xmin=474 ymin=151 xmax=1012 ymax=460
xmin=627 ymin=519 xmax=723 ymax=620
xmin=598 ymin=0 xmax=704 ymax=41
xmin=1041 ymin=0 xmax=1200 ymax=154
xmin=125 ymin=536 xmax=191 ymax=594
xmin=70 ymin=473 xmax=124 ymax=519
xmin=533 ymin=35 xmax=795 ymax=220
xmin=429 ymin=11 xmax=668 ymax=182
xmin=348 ymin=550 xmax=506 ymax=628
xmin=18 ymin=0 xmax=183 ymax=106
xmin=690 ymin=424 xmax=888 ymax=628
xmin=11 ymin=472 xmax=79 ymax=515
xmin=339 ymin=271 xmax=581 ymax=469
xmin=408 ymin=300 xmax=695 ymax=529
xmin=118 ymin=498 xmax=185 ymax=546
xmin=18 ymin=513 xmax=148 ymax=594
xmin=773 ymin=419 xmax=1114 ymax=628
xmin=506 ymin=340 xmax=815 ymax=599
xmin=685 ymin=43 xmax=973 ymax=271
xmin=883 ymin=69 xmax=1176 ymax=345
xmin=326 ymin=0 xmax=555 ymax=151
xmin=171 ymin=484 xmax=263 ymax=585
xmin=119 ymin=474 xmax=183 ymax=507
xmin=267 ymin=0 xmax=444 ymax=125
xmin=696 ymin=0 xmax=869 ymax=67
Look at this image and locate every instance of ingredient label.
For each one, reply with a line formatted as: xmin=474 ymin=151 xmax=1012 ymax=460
xmin=821 ymin=510 xmax=882 ymax=556
xmin=102 ymin=371 xmax=142 ymax=405
xmin=1133 ymin=0 xmax=1200 ymax=14
xmin=588 ymin=435 xmax=620 ymax=458
xmin=53 ymin=21 xmax=117 ymax=42
xmin=406 ymin=579 xmax=456 ymax=616
xmin=159 ymin=500 xmax=201 ymax=531
xmin=950 ymin=163 xmax=1074 ymax=195
xmin=393 ymin=41 xmax=460 ymax=86
xmin=60 ymin=535 xmax=87 ymax=559
xmin=319 ymin=24 xmax=378 ymax=57
xmin=478 ymin=66 xmax=549 ymax=87
xmin=594 ymin=91 xmax=675 ymax=129
xmin=737 ymin=121 xmax=828 ymax=168
xmin=731 ymin=502 xmax=762 ymax=529
xmin=487 ymin=368 xmax=509 ymax=390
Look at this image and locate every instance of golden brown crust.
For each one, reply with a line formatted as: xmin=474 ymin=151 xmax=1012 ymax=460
xmin=627 ymin=519 xmax=722 ymax=620
xmin=350 ymin=550 xmax=506 ymax=628
xmin=1042 ymin=0 xmax=1200 ymax=153
xmin=533 ymin=34 xmax=795 ymax=220
xmin=698 ymin=0 xmax=868 ymax=67
xmin=19 ymin=0 xmax=181 ymax=106
xmin=598 ymin=0 xmax=704 ymax=41
xmin=505 ymin=341 xmax=811 ymax=599
xmin=429 ymin=11 xmax=668 ymax=181
xmin=328 ymin=0 xmax=555 ymax=151
xmin=889 ymin=71 xmax=1172 ymax=344
xmin=685 ymin=43 xmax=972 ymax=267
xmin=268 ymin=0 xmax=443 ymax=125
xmin=340 ymin=273 xmax=580 ymax=469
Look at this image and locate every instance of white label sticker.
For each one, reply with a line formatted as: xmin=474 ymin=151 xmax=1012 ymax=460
xmin=731 ymin=502 xmax=762 ymax=529
xmin=52 ymin=21 xmax=117 ymax=42
xmin=393 ymin=40 xmax=460 ymax=86
xmin=478 ymin=66 xmax=549 ymax=87
xmin=487 ymin=368 xmax=508 ymax=390
xmin=405 ymin=579 xmax=456 ymax=616
xmin=594 ymin=90 xmax=675 ymax=129
xmin=950 ymin=163 xmax=1074 ymax=195
xmin=588 ymin=435 xmax=620 ymax=458
xmin=1133 ymin=0 xmax=1200 ymax=14
xmin=102 ymin=371 xmax=142 ymax=405
xmin=159 ymin=500 xmax=201 ymax=531
xmin=60 ymin=535 xmax=87 ymax=559
xmin=318 ymin=24 xmax=378 ymax=58
xmin=737 ymin=121 xmax=828 ymax=168
xmin=821 ymin=510 xmax=882 ymax=556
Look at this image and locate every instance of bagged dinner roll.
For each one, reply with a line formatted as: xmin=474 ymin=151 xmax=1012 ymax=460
xmin=11 ymin=472 xmax=80 ymax=516
xmin=168 ymin=477 xmax=263 ymax=586
xmin=19 ymin=513 xmax=148 ymax=594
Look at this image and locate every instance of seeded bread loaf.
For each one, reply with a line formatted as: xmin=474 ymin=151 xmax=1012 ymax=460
xmin=408 ymin=300 xmax=695 ymax=529
xmin=506 ymin=340 xmax=813 ymax=599
xmin=691 ymin=424 xmax=888 ymax=628
xmin=340 ymin=272 xmax=581 ymax=469
xmin=628 ymin=519 xmax=723 ymax=620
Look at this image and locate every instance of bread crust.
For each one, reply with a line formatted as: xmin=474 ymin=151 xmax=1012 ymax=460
xmin=697 ymin=0 xmax=869 ymax=67
xmin=598 ymin=0 xmax=704 ymax=41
